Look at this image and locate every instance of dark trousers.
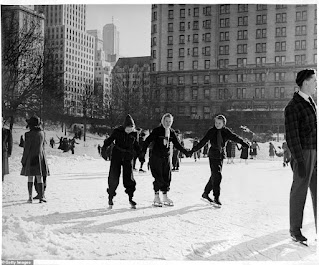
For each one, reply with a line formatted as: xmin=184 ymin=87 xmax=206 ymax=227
xmin=149 ymin=154 xmax=171 ymax=193
xmin=290 ymin=149 xmax=317 ymax=233
xmin=204 ymin=158 xmax=224 ymax=199
xmin=107 ymin=156 xmax=136 ymax=198
xmin=172 ymin=150 xmax=180 ymax=169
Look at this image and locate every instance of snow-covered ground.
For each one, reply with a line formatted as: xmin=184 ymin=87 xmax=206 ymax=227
xmin=2 ymin=125 xmax=318 ymax=265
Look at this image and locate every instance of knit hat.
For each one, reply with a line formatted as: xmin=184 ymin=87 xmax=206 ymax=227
xmin=296 ymin=69 xmax=316 ymax=87
xmin=26 ymin=115 xmax=41 ymax=128
xmin=215 ymin=114 xmax=227 ymax=125
xmin=123 ymin=114 xmax=135 ymax=128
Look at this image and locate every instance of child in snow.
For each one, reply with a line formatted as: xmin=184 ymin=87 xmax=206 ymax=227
xmin=21 ymin=115 xmax=50 ymax=203
xmin=190 ymin=115 xmax=250 ymax=206
xmin=141 ymin=113 xmax=191 ymax=207
xmin=101 ymin=114 xmax=141 ymax=209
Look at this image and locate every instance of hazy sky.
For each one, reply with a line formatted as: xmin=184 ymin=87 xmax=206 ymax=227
xmin=86 ymin=4 xmax=151 ymax=58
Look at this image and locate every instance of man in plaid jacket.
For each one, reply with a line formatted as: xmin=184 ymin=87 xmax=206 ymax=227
xmin=284 ymin=69 xmax=317 ymax=244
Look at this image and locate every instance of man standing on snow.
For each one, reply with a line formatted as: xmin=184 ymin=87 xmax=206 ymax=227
xmin=101 ymin=114 xmax=141 ymax=209
xmin=284 ymin=69 xmax=317 ymax=245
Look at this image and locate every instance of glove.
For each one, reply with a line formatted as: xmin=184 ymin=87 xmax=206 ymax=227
xmin=297 ymin=161 xmax=306 ymax=178
xmin=186 ymin=150 xmax=193 ymax=158
xmin=241 ymin=141 xmax=249 ymax=148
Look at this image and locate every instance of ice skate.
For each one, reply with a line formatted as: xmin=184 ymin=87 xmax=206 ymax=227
xmin=139 ymin=168 xmax=146 ymax=173
xmin=162 ymin=193 xmax=174 ymax=206
xmin=201 ymin=192 xmax=214 ymax=204
xmin=129 ymin=198 xmax=137 ymax=209
xmin=153 ymin=192 xmax=162 ymax=207
xmin=108 ymin=197 xmax=114 ymax=210
xmin=211 ymin=197 xmax=222 ymax=208
xmin=27 ymin=198 xmax=32 ymax=203
xmin=291 ymin=232 xmax=308 ymax=246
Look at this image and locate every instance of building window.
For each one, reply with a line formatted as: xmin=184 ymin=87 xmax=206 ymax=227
xmin=167 ymin=49 xmax=173 ymax=58
xmin=238 ymin=4 xmax=248 ymax=12
xmin=167 ymin=62 xmax=172 ymax=71
xmin=180 ymin=9 xmax=185 ymax=18
xmin=256 ymin=57 xmax=266 ymax=66
xmin=237 ymin=44 xmax=247 ymax=54
xmin=194 ymin=7 xmax=199 ymax=17
xmin=275 ymin=27 xmax=286 ymax=37
xmin=219 ymin=45 xmax=229 ymax=55
xmin=204 ymin=6 xmax=211 ymax=16
xmin=168 ymin=23 xmax=173 ymax=32
xmin=204 ymin=75 xmax=210 ymax=84
xmin=152 ymin=37 xmax=157 ymax=46
xmin=237 ymin=88 xmax=246 ymax=99
xmin=192 ymin=60 xmax=198 ymax=69
xmin=276 ymin=5 xmax=287 ymax=9
xmin=218 ymin=59 xmax=229 ymax=68
xmin=204 ymin=89 xmax=210 ymax=99
xmin=203 ymin=20 xmax=211 ymax=29
xmin=220 ymin=32 xmax=230 ymax=41
xmin=178 ymin=90 xmax=185 ymax=101
xmin=167 ymin=76 xmax=173 ymax=85
xmin=203 ymin=33 xmax=211 ymax=42
xmin=237 ymin=74 xmax=247 ymax=82
xmin=238 ymin=16 xmax=248 ymax=26
xmin=275 ymin=87 xmax=285 ymax=98
xmin=220 ymin=18 xmax=230 ymax=28
xmin=203 ymin=46 xmax=210 ymax=56
xmin=257 ymin=15 xmax=267 ymax=24
xmin=193 ymin=47 xmax=198 ymax=57
xmin=205 ymin=60 xmax=210 ymax=69
xmin=255 ymin=88 xmax=260 ymax=98
xmin=237 ymin=58 xmax=247 ymax=67
xmin=296 ymin=11 xmax=307 ymax=21
xmin=180 ymin=22 xmax=185 ymax=31
xmin=275 ymin=56 xmax=286 ymax=65
xmin=276 ymin=13 xmax=287 ymax=23
xmin=193 ymin=34 xmax=199 ymax=43
xmin=191 ymin=106 xmax=197 ymax=116
xmin=295 ymin=25 xmax=307 ymax=35
xmin=178 ymin=76 xmax=184 ymax=85
xmin=256 ymin=29 xmax=267 ymax=38
xmin=178 ymin=61 xmax=184 ymax=70
xmin=275 ymin=72 xmax=285 ymax=81
xmin=295 ymin=40 xmax=306 ymax=50
xmin=295 ymin=54 xmax=306 ymax=65
xmin=168 ymin=36 xmax=173 ymax=45
xmin=168 ymin=10 xmax=174 ymax=19
xmin=152 ymin=50 xmax=156 ymax=59
xmin=203 ymin=106 xmax=210 ymax=119
xmin=238 ymin=30 xmax=248 ymax=40
xmin=257 ymin=4 xmax=267 ymax=11
xmin=193 ymin=20 xmax=199 ymax=30
xmin=255 ymin=73 xmax=266 ymax=82
xmin=152 ymin=63 xmax=156 ymax=71
xmin=192 ymin=89 xmax=198 ymax=100
xmin=179 ymin=48 xmax=184 ymax=57
xmin=192 ymin=75 xmax=198 ymax=84
xmin=178 ymin=106 xmax=185 ymax=115
xmin=179 ymin=35 xmax=185 ymax=44
xmin=314 ymin=39 xmax=317 ymax=49
xmin=220 ymin=5 xmax=230 ymax=14
xmin=219 ymin=74 xmax=229 ymax=83
xmin=219 ymin=89 xmax=224 ymax=99
xmin=256 ymin=43 xmax=267 ymax=53
xmin=152 ymin=11 xmax=157 ymax=21
xmin=275 ymin=41 xmax=286 ymax=51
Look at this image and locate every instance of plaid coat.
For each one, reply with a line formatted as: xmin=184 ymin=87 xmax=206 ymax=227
xmin=284 ymin=92 xmax=317 ymax=163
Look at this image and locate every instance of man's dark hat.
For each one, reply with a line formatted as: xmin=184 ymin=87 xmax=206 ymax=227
xmin=296 ymin=69 xmax=315 ymax=87
xmin=123 ymin=114 xmax=135 ymax=128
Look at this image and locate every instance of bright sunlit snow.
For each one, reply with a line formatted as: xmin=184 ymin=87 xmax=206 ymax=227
xmin=2 ymin=125 xmax=318 ymax=265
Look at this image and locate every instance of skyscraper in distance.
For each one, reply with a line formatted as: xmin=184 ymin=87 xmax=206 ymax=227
xmin=103 ymin=23 xmax=119 ymax=62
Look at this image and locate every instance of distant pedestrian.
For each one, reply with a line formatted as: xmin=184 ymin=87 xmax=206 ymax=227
xmin=282 ymin=141 xmax=291 ymax=167
xmin=2 ymin=118 xmax=13 ymax=182
xmin=19 ymin=135 xmax=24 ymax=148
xmin=49 ymin=137 xmax=55 ymax=148
xmin=97 ymin=144 xmax=101 ymax=155
xmin=239 ymin=143 xmax=249 ymax=164
xmin=21 ymin=115 xmax=50 ymax=203
xmin=138 ymin=132 xmax=146 ymax=172
xmin=250 ymin=141 xmax=260 ymax=159
xmin=269 ymin=142 xmax=275 ymax=160
xmin=172 ymin=130 xmax=181 ymax=171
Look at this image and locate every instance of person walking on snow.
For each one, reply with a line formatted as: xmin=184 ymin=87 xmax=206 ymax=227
xmin=21 ymin=115 xmax=50 ymax=203
xmin=190 ymin=115 xmax=250 ymax=207
xmin=269 ymin=142 xmax=275 ymax=160
xmin=140 ymin=113 xmax=191 ymax=207
xmin=284 ymin=68 xmax=317 ymax=244
xmin=101 ymin=114 xmax=141 ymax=209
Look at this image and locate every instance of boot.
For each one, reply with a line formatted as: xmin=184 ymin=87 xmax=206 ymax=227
xmin=37 ymin=183 xmax=47 ymax=203
xmin=27 ymin=182 xmax=33 ymax=203
xmin=33 ymin=179 xmax=40 ymax=199
xmin=162 ymin=192 xmax=174 ymax=206
xmin=153 ymin=192 xmax=162 ymax=207
xmin=129 ymin=196 xmax=137 ymax=209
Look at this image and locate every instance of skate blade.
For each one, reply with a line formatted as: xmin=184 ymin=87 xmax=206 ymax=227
xmin=291 ymin=237 xmax=308 ymax=246
xmin=153 ymin=202 xmax=163 ymax=207
xmin=107 ymin=205 xmax=113 ymax=210
xmin=201 ymin=198 xmax=221 ymax=208
xmin=163 ymin=202 xmax=174 ymax=206
xmin=130 ymin=205 xmax=137 ymax=209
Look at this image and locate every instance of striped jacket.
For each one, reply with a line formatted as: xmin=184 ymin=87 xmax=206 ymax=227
xmin=284 ymin=92 xmax=317 ymax=163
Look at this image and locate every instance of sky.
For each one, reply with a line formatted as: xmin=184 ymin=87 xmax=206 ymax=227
xmin=86 ymin=4 xmax=152 ymax=58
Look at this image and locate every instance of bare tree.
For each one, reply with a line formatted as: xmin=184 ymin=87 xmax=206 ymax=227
xmin=1 ymin=6 xmax=45 ymax=129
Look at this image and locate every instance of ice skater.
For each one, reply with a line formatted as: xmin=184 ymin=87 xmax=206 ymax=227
xmin=140 ymin=113 xmax=191 ymax=207
xmin=190 ymin=114 xmax=249 ymax=207
xmin=101 ymin=114 xmax=141 ymax=209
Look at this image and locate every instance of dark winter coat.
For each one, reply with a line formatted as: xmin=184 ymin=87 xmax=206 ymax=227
xmin=192 ymin=126 xmax=247 ymax=159
xmin=20 ymin=128 xmax=50 ymax=177
xmin=226 ymin=141 xmax=232 ymax=158
xmin=101 ymin=126 xmax=140 ymax=161
xmin=142 ymin=126 xmax=188 ymax=158
xmin=284 ymin=92 xmax=317 ymax=163
xmin=239 ymin=146 xmax=249 ymax=159
xmin=2 ymin=128 xmax=13 ymax=175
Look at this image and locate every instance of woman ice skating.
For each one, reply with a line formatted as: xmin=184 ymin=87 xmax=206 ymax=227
xmin=190 ymin=114 xmax=249 ymax=207
xmin=172 ymin=129 xmax=181 ymax=171
xmin=250 ymin=140 xmax=260 ymax=159
xmin=239 ymin=141 xmax=249 ymax=164
xmin=101 ymin=114 xmax=141 ymax=209
xmin=21 ymin=115 xmax=50 ymax=203
xmin=269 ymin=142 xmax=275 ymax=160
xmin=141 ymin=113 xmax=190 ymax=207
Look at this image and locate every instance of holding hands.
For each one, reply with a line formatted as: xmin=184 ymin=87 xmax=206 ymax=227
xmin=241 ymin=141 xmax=250 ymax=148
xmin=185 ymin=149 xmax=193 ymax=158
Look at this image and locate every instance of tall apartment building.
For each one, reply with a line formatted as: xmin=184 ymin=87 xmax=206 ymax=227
xmin=103 ymin=23 xmax=120 ymax=63
xmin=35 ymin=4 xmax=95 ymax=117
xmin=150 ymin=4 xmax=317 ymax=133
xmin=87 ymin=29 xmax=113 ymax=118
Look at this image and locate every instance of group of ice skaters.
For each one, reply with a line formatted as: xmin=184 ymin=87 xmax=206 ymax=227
xmin=101 ymin=113 xmax=250 ymax=209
